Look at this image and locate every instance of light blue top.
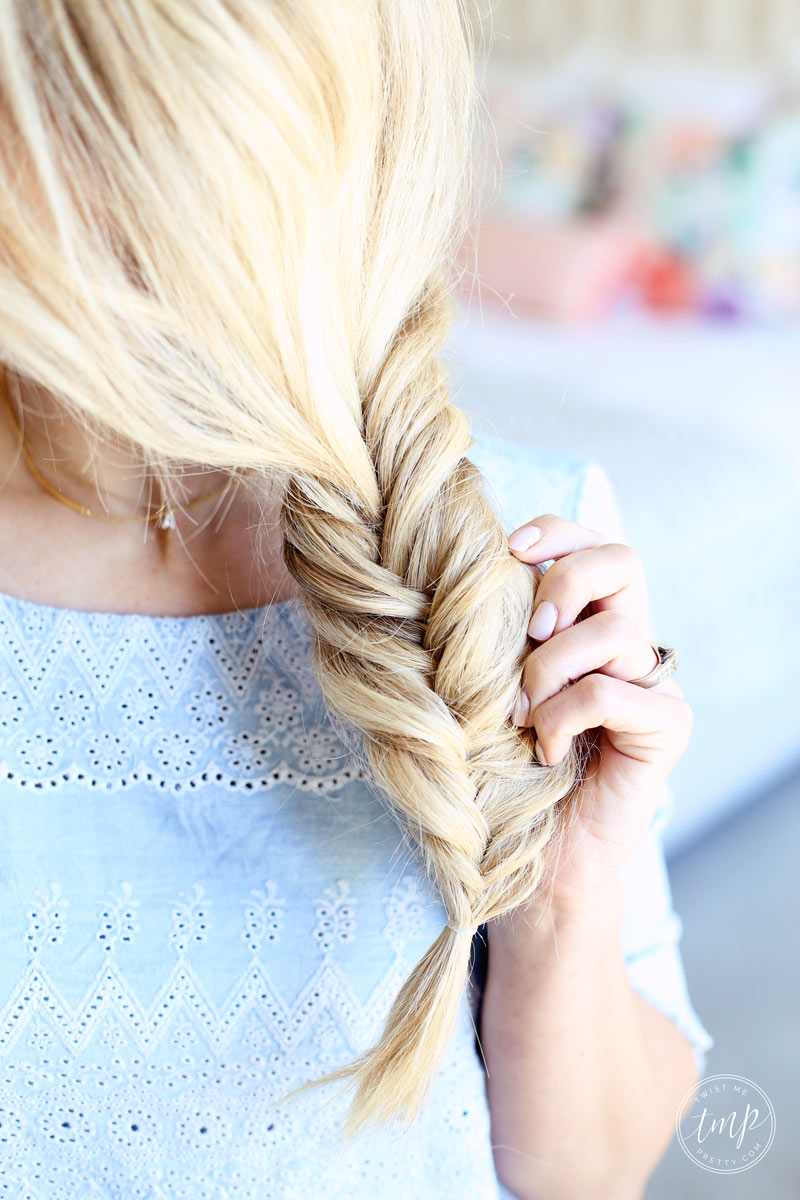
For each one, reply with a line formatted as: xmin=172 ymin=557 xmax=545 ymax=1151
xmin=0 ymin=432 xmax=713 ymax=1200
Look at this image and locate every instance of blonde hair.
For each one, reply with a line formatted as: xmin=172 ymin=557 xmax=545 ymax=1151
xmin=0 ymin=0 xmax=592 ymax=1140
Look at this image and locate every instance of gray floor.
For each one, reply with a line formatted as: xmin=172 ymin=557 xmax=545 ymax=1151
xmin=645 ymin=768 xmax=800 ymax=1198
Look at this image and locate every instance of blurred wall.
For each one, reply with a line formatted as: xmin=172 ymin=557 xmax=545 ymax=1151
xmin=489 ymin=0 xmax=800 ymax=64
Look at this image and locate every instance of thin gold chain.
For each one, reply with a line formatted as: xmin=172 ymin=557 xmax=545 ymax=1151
xmin=0 ymin=362 xmax=239 ymax=527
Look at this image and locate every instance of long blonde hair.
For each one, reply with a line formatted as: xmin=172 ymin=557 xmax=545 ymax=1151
xmin=0 ymin=0 xmax=592 ymax=1140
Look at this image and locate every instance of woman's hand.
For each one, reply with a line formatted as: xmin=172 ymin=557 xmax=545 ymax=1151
xmin=506 ymin=513 xmax=693 ymax=912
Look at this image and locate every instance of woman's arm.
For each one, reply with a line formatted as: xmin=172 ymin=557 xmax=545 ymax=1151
xmin=481 ymin=880 xmax=699 ymax=1200
xmin=485 ymin=463 xmax=702 ymax=1198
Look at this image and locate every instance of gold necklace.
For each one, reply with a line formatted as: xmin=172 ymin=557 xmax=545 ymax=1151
xmin=1 ymin=362 xmax=239 ymax=530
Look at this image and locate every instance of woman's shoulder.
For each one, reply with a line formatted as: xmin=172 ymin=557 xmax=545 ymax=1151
xmin=467 ymin=428 xmax=597 ymax=532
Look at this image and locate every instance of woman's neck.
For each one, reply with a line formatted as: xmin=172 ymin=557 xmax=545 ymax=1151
xmin=0 ymin=369 xmax=301 ymax=615
xmin=3 ymin=368 xmax=233 ymax=518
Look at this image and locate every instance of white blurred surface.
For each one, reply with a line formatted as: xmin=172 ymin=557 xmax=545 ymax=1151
xmin=646 ymin=769 xmax=799 ymax=1196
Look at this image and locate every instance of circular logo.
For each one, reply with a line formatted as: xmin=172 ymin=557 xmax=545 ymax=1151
xmin=676 ymin=1073 xmax=776 ymax=1173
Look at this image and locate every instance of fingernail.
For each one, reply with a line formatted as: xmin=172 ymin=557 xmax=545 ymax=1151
xmin=508 ymin=524 xmax=542 ymax=553
xmin=514 ymin=689 xmax=531 ymax=725
xmin=534 ymin=739 xmax=548 ymax=765
xmin=528 ymin=600 xmax=558 ymax=641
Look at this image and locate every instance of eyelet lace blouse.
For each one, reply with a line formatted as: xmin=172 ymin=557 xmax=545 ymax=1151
xmin=0 ymin=432 xmax=713 ymax=1200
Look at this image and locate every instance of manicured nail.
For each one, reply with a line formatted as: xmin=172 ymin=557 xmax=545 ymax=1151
xmin=514 ymin=689 xmax=531 ymax=726
xmin=528 ymin=600 xmax=558 ymax=641
xmin=508 ymin=524 xmax=542 ymax=553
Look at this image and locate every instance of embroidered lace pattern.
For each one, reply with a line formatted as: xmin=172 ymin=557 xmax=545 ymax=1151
xmin=0 ymin=594 xmax=506 ymax=1199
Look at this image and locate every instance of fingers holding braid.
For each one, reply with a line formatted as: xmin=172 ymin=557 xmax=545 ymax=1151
xmin=279 ymin=285 xmax=594 ymax=1137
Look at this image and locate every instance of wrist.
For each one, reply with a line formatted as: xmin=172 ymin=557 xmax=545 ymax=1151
xmin=488 ymin=877 xmax=624 ymax=963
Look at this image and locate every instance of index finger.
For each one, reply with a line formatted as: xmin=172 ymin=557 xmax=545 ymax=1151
xmin=507 ymin=513 xmax=605 ymax=560
xmin=507 ymin=514 xmax=651 ymax=641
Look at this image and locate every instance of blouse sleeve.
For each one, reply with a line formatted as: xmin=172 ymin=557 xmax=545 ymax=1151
xmin=576 ymin=461 xmax=714 ymax=1076
xmin=616 ymin=789 xmax=714 ymax=1075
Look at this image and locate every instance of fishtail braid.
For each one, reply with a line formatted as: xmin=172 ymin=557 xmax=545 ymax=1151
xmin=277 ymin=279 xmax=592 ymax=1139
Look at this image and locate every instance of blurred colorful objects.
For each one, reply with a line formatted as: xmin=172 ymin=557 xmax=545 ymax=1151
xmin=467 ymin=48 xmax=800 ymax=322
xmin=458 ymin=216 xmax=649 ymax=322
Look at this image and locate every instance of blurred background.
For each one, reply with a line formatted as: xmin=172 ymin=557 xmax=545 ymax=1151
xmin=445 ymin=2 xmax=800 ymax=1195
